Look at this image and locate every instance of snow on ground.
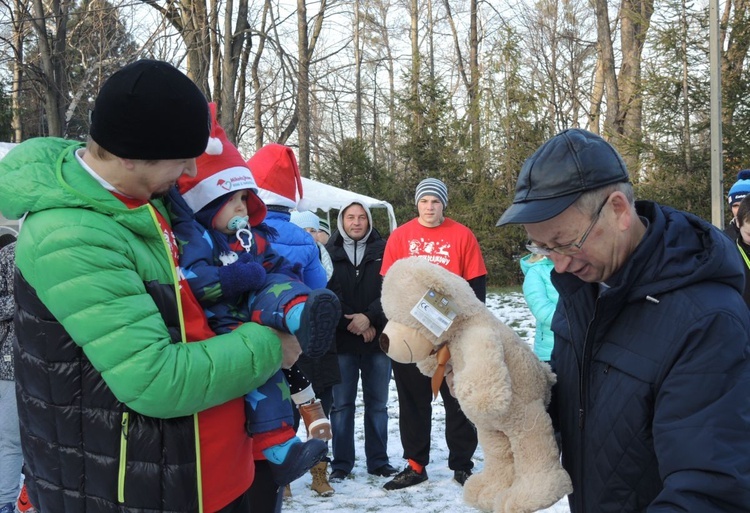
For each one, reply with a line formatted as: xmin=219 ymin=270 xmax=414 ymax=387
xmin=286 ymin=291 xmax=570 ymax=513
xmin=12 ymin=291 xmax=568 ymax=512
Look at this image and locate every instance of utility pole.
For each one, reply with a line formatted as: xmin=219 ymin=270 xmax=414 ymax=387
xmin=709 ymin=0 xmax=723 ymax=228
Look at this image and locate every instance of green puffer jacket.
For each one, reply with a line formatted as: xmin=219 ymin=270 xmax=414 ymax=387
xmin=0 ymin=138 xmax=282 ymax=512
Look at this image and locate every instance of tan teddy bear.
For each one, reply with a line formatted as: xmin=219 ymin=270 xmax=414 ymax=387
xmin=380 ymin=256 xmax=572 ymax=513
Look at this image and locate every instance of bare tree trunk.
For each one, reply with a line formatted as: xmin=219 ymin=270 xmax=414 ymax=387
xmin=373 ymin=0 xmax=397 ymax=172
xmin=294 ymin=0 xmax=327 ymax=175
xmin=468 ymin=0 xmax=480 ymax=161
xmin=10 ymin=0 xmax=26 ymax=142
xmin=592 ymin=0 xmax=619 ymax=137
xmin=139 ymin=0 xmax=210 ymax=95
xmin=30 ymin=0 xmax=69 ymax=136
xmin=588 ymin=48 xmax=604 ymax=134
xmin=182 ymin=0 xmax=211 ymax=93
xmin=220 ymin=0 xmax=250 ymax=142
xmin=354 ymin=0 xmax=363 ymax=139
xmin=680 ymin=0 xmax=691 ymax=170
xmin=252 ymin=0 xmax=271 ymax=149
xmin=617 ymin=0 xmax=653 ymax=169
xmin=721 ymin=0 xmax=750 ymax=128
xmin=297 ymin=0 xmax=311 ymax=177
xmin=427 ymin=0 xmax=434 ymax=80
xmin=410 ymin=0 xmax=421 ymax=129
xmin=443 ymin=0 xmax=480 ymax=164
xmin=209 ymin=0 xmax=220 ymax=102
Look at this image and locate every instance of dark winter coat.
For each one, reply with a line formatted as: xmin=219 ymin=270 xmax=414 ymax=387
xmin=550 ymin=200 xmax=750 ymax=513
xmin=326 ymin=209 xmax=387 ymax=355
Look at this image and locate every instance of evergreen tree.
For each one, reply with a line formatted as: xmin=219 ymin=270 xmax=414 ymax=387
xmin=0 ymin=84 xmax=12 ymax=141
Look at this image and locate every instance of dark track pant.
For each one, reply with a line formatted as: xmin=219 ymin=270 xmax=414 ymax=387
xmin=392 ymin=360 xmax=477 ymax=471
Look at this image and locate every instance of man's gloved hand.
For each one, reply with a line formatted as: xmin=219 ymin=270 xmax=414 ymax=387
xmin=218 ymin=255 xmax=267 ymax=298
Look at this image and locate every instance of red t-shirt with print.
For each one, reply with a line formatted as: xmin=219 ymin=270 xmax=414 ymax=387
xmin=115 ymin=193 xmax=253 ymax=512
xmin=381 ymin=217 xmax=487 ymax=279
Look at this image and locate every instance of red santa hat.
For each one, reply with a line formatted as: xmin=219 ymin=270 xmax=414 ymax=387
xmin=178 ymin=103 xmax=267 ymax=226
xmin=247 ymin=143 xmax=312 ymax=211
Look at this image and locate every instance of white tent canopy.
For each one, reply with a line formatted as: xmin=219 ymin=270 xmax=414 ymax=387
xmin=300 ymin=177 xmax=397 ymax=232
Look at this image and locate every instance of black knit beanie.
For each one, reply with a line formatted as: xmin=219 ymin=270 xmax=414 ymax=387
xmin=90 ymin=59 xmax=210 ymax=160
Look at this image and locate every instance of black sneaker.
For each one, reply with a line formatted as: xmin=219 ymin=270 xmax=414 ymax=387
xmin=369 ymin=463 xmax=399 ymax=477
xmin=383 ymin=466 xmax=428 ymax=490
xmin=329 ymin=469 xmax=349 ymax=482
xmin=453 ymin=469 xmax=472 ymax=486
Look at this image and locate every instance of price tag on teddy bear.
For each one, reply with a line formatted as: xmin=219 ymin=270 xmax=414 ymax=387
xmin=410 ymin=288 xmax=458 ymax=337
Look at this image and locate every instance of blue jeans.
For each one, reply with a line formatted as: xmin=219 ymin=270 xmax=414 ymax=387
xmin=331 ymin=352 xmax=392 ymax=474
xmin=0 ymin=380 xmax=22 ymax=504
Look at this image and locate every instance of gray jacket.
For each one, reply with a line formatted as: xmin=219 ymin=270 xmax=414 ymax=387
xmin=0 ymin=241 xmax=16 ymax=381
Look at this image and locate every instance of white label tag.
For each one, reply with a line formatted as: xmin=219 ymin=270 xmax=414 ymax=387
xmin=410 ymin=288 xmax=457 ymax=337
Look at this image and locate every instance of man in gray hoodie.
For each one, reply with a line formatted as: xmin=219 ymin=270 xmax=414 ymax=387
xmin=326 ymin=201 xmax=398 ymax=482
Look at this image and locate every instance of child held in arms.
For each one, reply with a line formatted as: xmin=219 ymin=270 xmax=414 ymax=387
xmin=169 ymin=103 xmax=340 ymax=486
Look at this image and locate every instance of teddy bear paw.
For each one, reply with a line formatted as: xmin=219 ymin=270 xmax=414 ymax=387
xmin=463 ymin=470 xmax=511 ymax=512
xmin=492 ymin=470 xmax=572 ymax=513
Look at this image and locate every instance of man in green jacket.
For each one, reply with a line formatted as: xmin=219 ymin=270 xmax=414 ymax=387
xmin=0 ymin=60 xmax=299 ymax=513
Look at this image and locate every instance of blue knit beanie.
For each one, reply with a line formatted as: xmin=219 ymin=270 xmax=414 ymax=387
xmin=728 ymin=170 xmax=750 ymax=205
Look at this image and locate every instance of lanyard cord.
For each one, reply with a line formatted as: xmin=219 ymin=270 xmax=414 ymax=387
xmin=737 ymin=241 xmax=750 ymax=270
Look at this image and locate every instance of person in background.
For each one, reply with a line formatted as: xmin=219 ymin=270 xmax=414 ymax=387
xmin=519 ymin=253 xmax=558 ymax=362
xmin=497 ymin=128 xmax=750 ymax=512
xmin=732 ymin=195 xmax=750 ymax=308
xmin=724 ymin=170 xmax=750 ymax=240
xmin=291 ymin=210 xmax=334 ymax=281
xmin=171 ymin=104 xmax=338 ymax=499
xmin=0 ymin=234 xmax=21 ymax=513
xmin=0 ymin=60 xmax=297 ymax=513
xmin=317 ymin=218 xmax=332 ymax=245
xmin=249 ymin=144 xmax=340 ymax=498
xmin=326 ymin=201 xmax=397 ymax=483
xmin=288 ymin=209 xmax=339 ymax=496
xmin=248 ymin=145 xmax=328 ymax=289
xmin=380 ymin=178 xmax=486 ymax=490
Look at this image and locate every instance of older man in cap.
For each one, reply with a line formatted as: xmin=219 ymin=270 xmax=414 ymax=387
xmin=497 ymin=128 xmax=750 ymax=512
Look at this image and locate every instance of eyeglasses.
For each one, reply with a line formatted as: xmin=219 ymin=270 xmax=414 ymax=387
xmin=526 ymin=196 xmax=609 ymax=256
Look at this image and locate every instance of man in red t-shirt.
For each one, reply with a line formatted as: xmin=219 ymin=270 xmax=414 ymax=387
xmin=380 ymin=178 xmax=487 ymax=491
